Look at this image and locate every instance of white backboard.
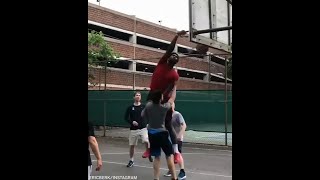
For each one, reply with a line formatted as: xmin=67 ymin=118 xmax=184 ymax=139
xmin=189 ymin=0 xmax=232 ymax=52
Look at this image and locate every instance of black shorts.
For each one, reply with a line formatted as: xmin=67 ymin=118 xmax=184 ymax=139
xmin=178 ymin=141 xmax=183 ymax=153
xmin=148 ymin=130 xmax=174 ymax=157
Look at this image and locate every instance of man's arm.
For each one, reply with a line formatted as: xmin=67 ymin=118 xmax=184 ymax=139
xmin=88 ymin=122 xmax=102 ymax=171
xmin=158 ymin=30 xmax=187 ymax=64
xmin=168 ymin=84 xmax=178 ymax=102
xmin=177 ymin=113 xmax=187 ymax=140
xmin=168 ymin=85 xmax=177 ymax=104
xmin=89 ymin=136 xmax=102 ymax=171
xmin=163 ymin=82 xmax=175 ymax=97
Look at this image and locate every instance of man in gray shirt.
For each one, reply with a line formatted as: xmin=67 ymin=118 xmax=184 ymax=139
xmin=142 ymin=88 xmax=178 ymax=180
xmin=164 ymin=102 xmax=187 ymax=179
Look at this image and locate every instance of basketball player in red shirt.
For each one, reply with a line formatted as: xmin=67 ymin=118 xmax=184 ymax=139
xmin=146 ymin=30 xmax=187 ymax=164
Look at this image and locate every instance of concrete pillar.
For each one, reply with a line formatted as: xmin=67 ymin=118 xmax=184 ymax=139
xmin=206 ymin=55 xmax=211 ymax=82
xmin=204 ymin=74 xmax=210 ymax=82
xmin=174 ymin=45 xmax=178 ymax=53
xmin=129 ymin=35 xmax=137 ymax=44
xmin=129 ymin=61 xmax=136 ymax=71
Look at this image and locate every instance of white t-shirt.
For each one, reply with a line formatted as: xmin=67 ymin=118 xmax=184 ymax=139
xmin=171 ymin=111 xmax=186 ymax=141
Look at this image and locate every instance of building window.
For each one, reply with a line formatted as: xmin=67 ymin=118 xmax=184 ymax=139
xmin=106 ymin=60 xmax=130 ymax=70
xmin=88 ymin=24 xmax=132 ymax=41
xmin=178 ymin=46 xmax=192 ymax=54
xmin=210 ymin=56 xmax=226 ymax=66
xmin=137 ymin=36 xmax=169 ymax=50
xmin=178 ymin=69 xmax=206 ymax=80
xmin=210 ymin=75 xmax=232 ymax=83
xmin=136 ymin=63 xmax=156 ymax=73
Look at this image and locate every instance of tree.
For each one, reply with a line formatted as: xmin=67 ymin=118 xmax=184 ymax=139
xmin=88 ymin=31 xmax=119 ymax=87
xmin=88 ymin=30 xmax=119 ymax=65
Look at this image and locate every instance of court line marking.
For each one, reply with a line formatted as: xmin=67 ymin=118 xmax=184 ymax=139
xmin=92 ymin=160 xmax=232 ymax=178
xmin=93 ymin=152 xmax=231 ymax=157
xmin=184 ymin=147 xmax=232 ymax=153
xmin=98 ymin=152 xmax=143 ymax=155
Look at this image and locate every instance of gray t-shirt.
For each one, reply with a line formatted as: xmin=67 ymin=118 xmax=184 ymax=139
xmin=171 ymin=111 xmax=186 ymax=141
xmin=142 ymin=101 xmax=171 ymax=131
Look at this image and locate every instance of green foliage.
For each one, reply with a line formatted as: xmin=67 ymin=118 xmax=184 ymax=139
xmin=88 ymin=31 xmax=119 ymax=86
xmin=88 ymin=31 xmax=119 ymax=65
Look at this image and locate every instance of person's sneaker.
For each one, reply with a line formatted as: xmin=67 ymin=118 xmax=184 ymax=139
xmin=148 ymin=155 xmax=153 ymax=162
xmin=142 ymin=149 xmax=150 ymax=158
xmin=178 ymin=170 xmax=186 ymax=180
xmin=164 ymin=170 xmax=172 ymax=177
xmin=174 ymin=152 xmax=182 ymax=164
xmin=126 ymin=160 xmax=134 ymax=168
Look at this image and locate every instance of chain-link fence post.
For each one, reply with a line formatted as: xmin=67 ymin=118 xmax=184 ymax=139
xmin=103 ymin=101 xmax=106 ymax=137
xmin=224 ymin=57 xmax=228 ymax=146
xmin=103 ymin=61 xmax=107 ymax=135
xmin=99 ymin=65 xmax=101 ymax=90
xmin=104 ymin=61 xmax=107 ymax=91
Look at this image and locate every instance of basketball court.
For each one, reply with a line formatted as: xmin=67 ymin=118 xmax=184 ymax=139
xmin=89 ymin=0 xmax=232 ymax=179
xmin=90 ymin=137 xmax=232 ymax=180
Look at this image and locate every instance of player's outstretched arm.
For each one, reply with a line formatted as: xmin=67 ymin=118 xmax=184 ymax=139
xmin=89 ymin=136 xmax=102 ymax=171
xmin=168 ymin=85 xmax=177 ymax=104
xmin=158 ymin=30 xmax=187 ymax=64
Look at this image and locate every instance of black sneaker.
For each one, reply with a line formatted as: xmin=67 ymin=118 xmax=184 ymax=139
xmin=164 ymin=170 xmax=172 ymax=177
xmin=148 ymin=155 xmax=153 ymax=162
xmin=126 ymin=160 xmax=134 ymax=168
xmin=178 ymin=170 xmax=186 ymax=180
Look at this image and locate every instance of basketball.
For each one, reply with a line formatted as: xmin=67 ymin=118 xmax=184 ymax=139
xmin=196 ymin=44 xmax=209 ymax=54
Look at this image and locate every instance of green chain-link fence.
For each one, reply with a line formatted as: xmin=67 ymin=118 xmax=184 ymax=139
xmin=89 ymin=90 xmax=232 ymax=146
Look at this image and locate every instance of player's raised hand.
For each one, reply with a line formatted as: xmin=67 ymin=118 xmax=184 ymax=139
xmin=177 ymin=30 xmax=187 ymax=36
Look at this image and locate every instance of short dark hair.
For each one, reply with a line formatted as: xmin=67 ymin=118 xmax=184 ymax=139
xmin=150 ymin=90 xmax=162 ymax=104
xmin=133 ymin=91 xmax=141 ymax=97
xmin=171 ymin=52 xmax=179 ymax=59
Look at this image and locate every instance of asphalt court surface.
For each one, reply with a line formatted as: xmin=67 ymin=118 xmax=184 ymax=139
xmin=90 ymin=137 xmax=232 ymax=180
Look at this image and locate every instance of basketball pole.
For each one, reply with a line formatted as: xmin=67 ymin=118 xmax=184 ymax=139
xmin=225 ymin=0 xmax=232 ymax=147
xmin=224 ymin=57 xmax=228 ymax=146
xmin=104 ymin=61 xmax=107 ymax=91
xmin=225 ymin=0 xmax=232 ymax=5
xmin=104 ymin=60 xmax=107 ymax=137
xmin=133 ymin=16 xmax=137 ymax=90
xmin=103 ymin=101 xmax=106 ymax=137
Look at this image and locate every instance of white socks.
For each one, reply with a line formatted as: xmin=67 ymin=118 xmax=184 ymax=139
xmin=173 ymin=144 xmax=179 ymax=153
xmin=130 ymin=157 xmax=134 ymax=161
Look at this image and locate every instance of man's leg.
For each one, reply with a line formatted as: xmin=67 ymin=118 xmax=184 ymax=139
xmin=140 ymin=128 xmax=153 ymax=162
xmin=129 ymin=145 xmax=135 ymax=160
xmin=149 ymin=131 xmax=162 ymax=180
xmin=153 ymin=156 xmax=161 ymax=179
xmin=166 ymin=155 xmax=177 ymax=180
xmin=165 ymin=109 xmax=182 ymax=164
xmin=88 ymin=165 xmax=92 ymax=180
xmin=127 ymin=130 xmax=138 ymax=167
xmin=177 ymin=141 xmax=186 ymax=179
xmin=162 ymin=131 xmax=177 ymax=180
